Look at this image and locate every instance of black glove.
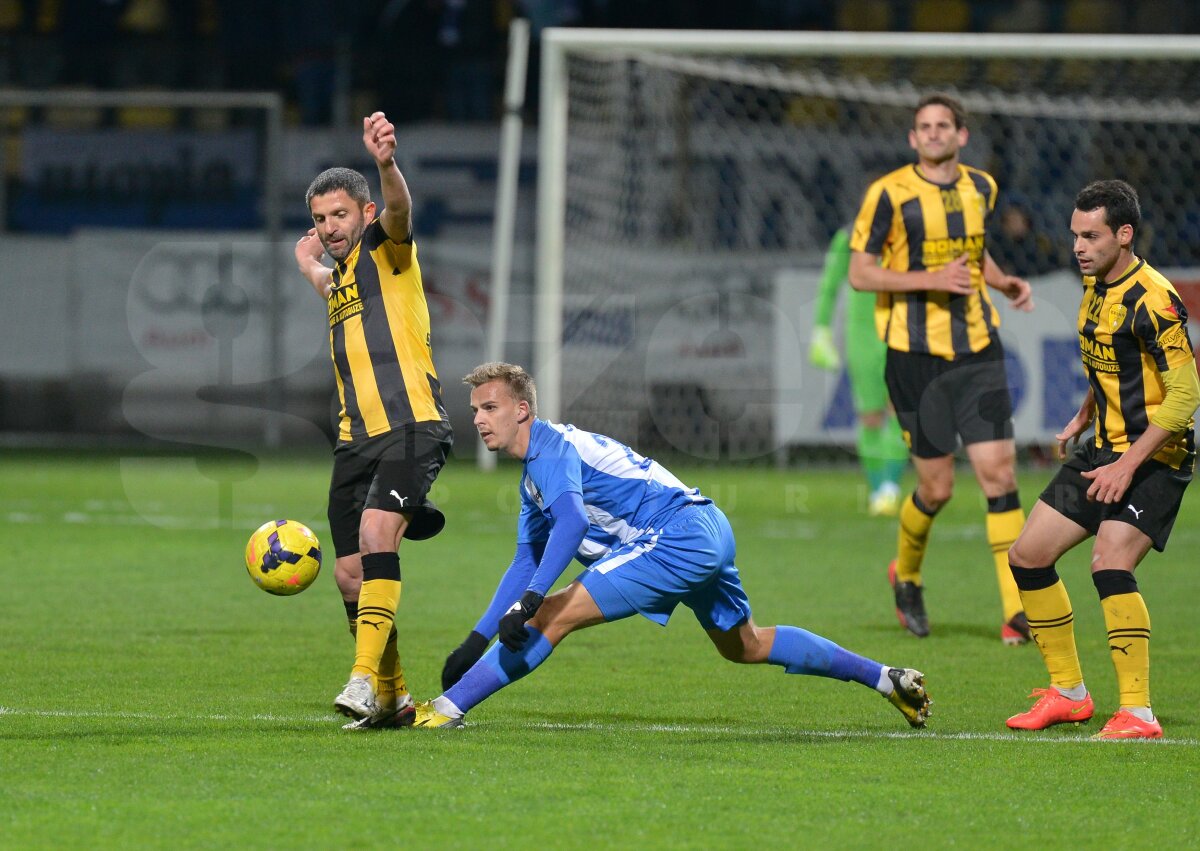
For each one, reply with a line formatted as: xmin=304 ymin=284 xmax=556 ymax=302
xmin=441 ymin=630 xmax=489 ymax=690
xmin=498 ymin=590 xmax=544 ymax=652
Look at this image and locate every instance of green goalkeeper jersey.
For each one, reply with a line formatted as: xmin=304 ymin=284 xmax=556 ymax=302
xmin=813 ymin=226 xmax=877 ymax=337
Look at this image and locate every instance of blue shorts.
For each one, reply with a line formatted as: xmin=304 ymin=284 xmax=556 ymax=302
xmin=579 ymin=503 xmax=752 ymax=632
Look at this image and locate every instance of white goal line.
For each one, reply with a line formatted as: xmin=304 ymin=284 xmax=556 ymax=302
xmin=2 ymin=706 xmax=1193 ymax=746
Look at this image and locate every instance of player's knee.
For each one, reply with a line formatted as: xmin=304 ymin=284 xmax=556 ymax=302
xmin=333 ymin=559 xmax=362 ymax=597
xmin=1089 ymin=538 xmax=1142 ymax=572
xmin=714 ymin=629 xmax=769 ymax=664
xmin=1008 ymin=533 xmax=1051 ymax=571
xmin=716 ymin=643 xmax=752 ymax=664
xmin=358 ymin=511 xmax=406 ymax=553
xmin=974 ymin=453 xmax=1017 ymax=495
xmin=918 ymin=482 xmax=952 ymax=508
xmin=1007 ymin=539 xmax=1029 ymax=569
xmin=981 ymin=470 xmax=1018 ymax=497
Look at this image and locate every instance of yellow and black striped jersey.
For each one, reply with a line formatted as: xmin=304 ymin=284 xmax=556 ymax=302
xmin=850 ymin=163 xmax=1001 ymax=360
xmin=327 ymin=218 xmax=447 ymax=443
xmin=1078 ymin=258 xmax=1195 ymax=470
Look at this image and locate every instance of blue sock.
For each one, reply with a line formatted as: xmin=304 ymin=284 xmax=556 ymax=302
xmin=767 ymin=625 xmax=883 ymax=688
xmin=444 ymin=627 xmax=554 ymax=713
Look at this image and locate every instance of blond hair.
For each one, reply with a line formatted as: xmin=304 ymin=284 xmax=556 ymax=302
xmin=463 ymin=362 xmax=538 ymax=416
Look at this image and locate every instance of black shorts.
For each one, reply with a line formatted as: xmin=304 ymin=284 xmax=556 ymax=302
xmin=1038 ymin=442 xmax=1191 ymax=552
xmin=327 ymin=421 xmax=453 ymax=558
xmin=885 ymin=342 xmax=1014 ymax=459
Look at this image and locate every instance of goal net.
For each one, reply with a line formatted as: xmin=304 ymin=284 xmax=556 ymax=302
xmin=535 ymin=30 xmax=1200 ymax=461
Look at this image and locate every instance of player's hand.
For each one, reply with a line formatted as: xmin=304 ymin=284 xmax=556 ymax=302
xmin=1080 ymin=457 xmax=1134 ymax=504
xmin=928 ymin=254 xmax=973 ymax=296
xmin=808 ymin=326 xmax=841 ymax=371
xmin=1054 ymin=405 xmax=1094 ymax=461
xmin=996 ymin=274 xmax=1035 ymax=312
xmin=442 ymin=630 xmax=489 ymax=690
xmin=362 ymin=111 xmax=397 ymax=165
xmin=294 ymin=228 xmax=324 ymax=266
xmin=498 ymin=590 xmax=544 ymax=652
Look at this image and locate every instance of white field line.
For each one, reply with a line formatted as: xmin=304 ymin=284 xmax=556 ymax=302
xmin=1 ymin=706 xmax=1195 ymax=746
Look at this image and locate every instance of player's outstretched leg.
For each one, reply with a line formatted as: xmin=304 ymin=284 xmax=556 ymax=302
xmin=738 ymin=623 xmax=932 ymax=728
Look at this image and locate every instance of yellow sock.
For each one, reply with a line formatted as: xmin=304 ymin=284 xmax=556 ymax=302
xmin=353 ymin=563 xmax=402 ymax=680
xmin=986 ymin=501 xmax=1025 ymax=622
xmin=1016 ymin=569 xmax=1083 ymax=690
xmin=1094 ymin=570 xmax=1151 ymax=709
xmin=895 ymin=493 xmax=935 ymax=584
xmin=377 ymin=627 xmax=409 ymax=705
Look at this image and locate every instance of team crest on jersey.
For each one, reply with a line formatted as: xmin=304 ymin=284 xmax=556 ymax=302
xmin=1108 ymin=304 xmax=1127 ymax=330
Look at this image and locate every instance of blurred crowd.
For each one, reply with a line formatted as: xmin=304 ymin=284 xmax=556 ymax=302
xmin=1 ymin=0 xmax=1198 ymax=126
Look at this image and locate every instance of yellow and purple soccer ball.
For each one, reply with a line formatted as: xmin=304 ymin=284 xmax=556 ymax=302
xmin=244 ymin=520 xmax=322 ymax=595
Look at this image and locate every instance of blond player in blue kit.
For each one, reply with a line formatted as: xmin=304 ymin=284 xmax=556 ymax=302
xmin=346 ymin=362 xmax=934 ymax=732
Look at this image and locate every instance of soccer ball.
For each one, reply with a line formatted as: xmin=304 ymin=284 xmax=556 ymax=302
xmin=244 ymin=520 xmax=322 ymax=596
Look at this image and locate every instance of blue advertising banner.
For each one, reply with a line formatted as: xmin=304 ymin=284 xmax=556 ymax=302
xmin=13 ymin=128 xmax=261 ymax=231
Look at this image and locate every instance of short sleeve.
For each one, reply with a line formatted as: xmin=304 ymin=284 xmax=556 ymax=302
xmin=981 ymin=172 xmax=999 ymax=213
xmin=526 ymin=436 xmax=583 ymax=511
xmin=362 ymin=217 xmax=414 ymax=272
xmin=850 ymin=181 xmax=894 ymax=256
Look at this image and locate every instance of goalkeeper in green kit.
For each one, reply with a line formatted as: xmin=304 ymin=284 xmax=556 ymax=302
xmin=809 ymin=226 xmax=909 ymax=515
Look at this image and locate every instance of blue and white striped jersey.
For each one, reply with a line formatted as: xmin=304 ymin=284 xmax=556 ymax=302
xmin=516 ymin=420 xmax=710 ymax=563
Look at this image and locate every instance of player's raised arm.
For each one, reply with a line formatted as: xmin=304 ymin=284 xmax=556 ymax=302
xmin=362 ymin=111 xmax=413 ymax=243
xmin=294 ymin=227 xmax=333 ymax=298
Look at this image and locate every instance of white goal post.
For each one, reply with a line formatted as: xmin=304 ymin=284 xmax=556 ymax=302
xmin=534 ymin=29 xmax=1200 ymax=460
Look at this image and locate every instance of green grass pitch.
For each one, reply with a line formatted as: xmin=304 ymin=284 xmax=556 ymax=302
xmin=2 ymin=450 xmax=1198 ymax=848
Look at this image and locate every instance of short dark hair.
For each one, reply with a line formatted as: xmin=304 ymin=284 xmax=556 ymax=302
xmin=915 ymin=93 xmax=967 ymax=129
xmin=305 ymin=167 xmax=371 ymax=210
xmin=1075 ymin=180 xmax=1140 ymax=236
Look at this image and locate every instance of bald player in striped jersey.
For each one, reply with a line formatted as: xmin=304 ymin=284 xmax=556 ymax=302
xmin=1006 ymin=180 xmax=1198 ymax=739
xmin=294 ymin=111 xmax=452 ymax=728
xmin=849 ymin=93 xmax=1035 ymax=645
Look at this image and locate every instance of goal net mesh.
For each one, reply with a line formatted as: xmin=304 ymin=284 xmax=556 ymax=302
xmin=555 ymin=45 xmax=1200 ymax=460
